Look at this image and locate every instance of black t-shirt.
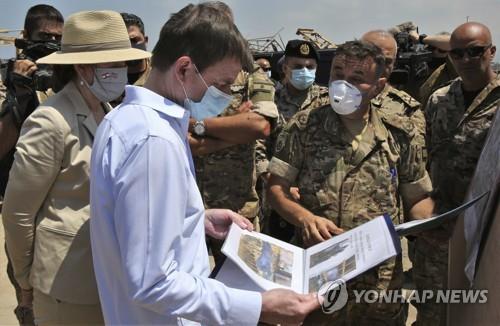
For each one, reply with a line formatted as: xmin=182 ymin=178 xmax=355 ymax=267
xmin=462 ymin=87 xmax=482 ymax=109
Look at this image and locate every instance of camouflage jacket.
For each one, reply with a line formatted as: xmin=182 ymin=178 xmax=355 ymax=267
xmin=255 ymin=83 xmax=329 ymax=175
xmin=426 ymin=74 xmax=500 ymax=212
xmin=268 ymin=105 xmax=432 ymax=230
xmin=419 ymin=57 xmax=458 ymax=107
xmin=373 ymin=84 xmax=425 ymax=138
xmin=194 ymin=68 xmax=277 ymax=219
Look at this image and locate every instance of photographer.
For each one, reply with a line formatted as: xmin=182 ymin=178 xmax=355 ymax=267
xmin=0 ymin=4 xmax=63 ymax=194
xmin=0 ymin=4 xmax=63 ymax=325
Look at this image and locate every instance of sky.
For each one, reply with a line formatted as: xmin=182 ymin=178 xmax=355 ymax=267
xmin=0 ymin=0 xmax=499 ymax=61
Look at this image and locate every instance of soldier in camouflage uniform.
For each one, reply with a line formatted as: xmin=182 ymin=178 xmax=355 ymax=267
xmin=414 ymin=22 xmax=499 ymax=326
xmin=362 ymin=30 xmax=426 ymax=138
xmin=256 ymin=40 xmax=329 ymax=240
xmin=268 ymin=41 xmax=434 ymax=325
xmin=419 ymin=56 xmax=458 ymax=108
xmin=362 ymin=30 xmax=427 ymax=282
xmin=190 ymin=65 xmax=277 ymax=264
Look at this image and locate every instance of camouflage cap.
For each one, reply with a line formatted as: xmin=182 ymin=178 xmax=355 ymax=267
xmin=285 ymin=39 xmax=319 ymax=61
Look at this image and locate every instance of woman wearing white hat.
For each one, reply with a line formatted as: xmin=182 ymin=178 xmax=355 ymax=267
xmin=2 ymin=10 xmax=150 ymax=325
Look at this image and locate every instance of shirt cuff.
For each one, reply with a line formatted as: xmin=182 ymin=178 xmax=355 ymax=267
xmin=224 ymin=288 xmax=262 ymax=325
xmin=252 ymin=101 xmax=278 ymax=119
xmin=268 ymin=157 xmax=298 ymax=183
xmin=400 ymin=172 xmax=433 ymax=204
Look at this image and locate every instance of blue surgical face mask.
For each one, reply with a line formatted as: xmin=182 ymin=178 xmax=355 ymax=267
xmin=289 ymin=67 xmax=316 ymax=90
xmin=182 ymin=65 xmax=233 ymax=120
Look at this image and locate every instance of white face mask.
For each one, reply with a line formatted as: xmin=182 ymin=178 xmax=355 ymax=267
xmin=181 ymin=65 xmax=233 ymax=120
xmin=329 ymin=80 xmax=363 ymax=115
xmin=82 ymin=67 xmax=128 ymax=103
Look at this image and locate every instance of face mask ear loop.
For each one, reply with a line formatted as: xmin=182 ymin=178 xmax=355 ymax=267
xmin=180 ymin=81 xmax=189 ymax=103
xmin=193 ymin=64 xmax=209 ymax=90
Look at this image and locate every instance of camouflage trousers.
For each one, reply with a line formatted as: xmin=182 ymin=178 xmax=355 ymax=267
xmin=304 ymin=256 xmax=406 ymax=326
xmin=412 ymin=237 xmax=448 ymax=326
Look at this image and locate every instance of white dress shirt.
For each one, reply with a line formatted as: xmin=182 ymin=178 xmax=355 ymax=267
xmin=90 ymin=85 xmax=262 ymax=325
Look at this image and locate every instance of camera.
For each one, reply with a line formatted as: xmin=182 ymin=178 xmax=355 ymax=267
xmin=389 ymin=30 xmax=432 ymax=86
xmin=7 ymin=38 xmax=60 ymax=92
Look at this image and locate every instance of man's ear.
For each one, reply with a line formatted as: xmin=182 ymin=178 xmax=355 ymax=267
xmin=174 ymin=56 xmax=194 ymax=84
xmin=376 ymin=77 xmax=387 ymax=94
xmin=490 ymin=45 xmax=496 ymax=59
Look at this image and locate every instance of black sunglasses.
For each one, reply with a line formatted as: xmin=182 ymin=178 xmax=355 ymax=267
xmin=450 ymin=44 xmax=491 ymax=59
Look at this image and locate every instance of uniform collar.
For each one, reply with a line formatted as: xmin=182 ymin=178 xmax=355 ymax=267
xmin=371 ymin=84 xmax=391 ymax=107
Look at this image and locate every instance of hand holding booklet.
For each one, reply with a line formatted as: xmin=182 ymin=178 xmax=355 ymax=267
xmin=216 ymin=215 xmax=401 ymax=293
xmin=215 ymin=193 xmax=487 ymax=293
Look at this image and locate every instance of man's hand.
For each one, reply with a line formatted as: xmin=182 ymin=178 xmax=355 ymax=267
xmin=260 ymin=289 xmax=322 ymax=325
xmin=289 ymin=187 xmax=300 ymax=202
xmin=409 ymin=30 xmax=420 ymax=44
xmin=236 ymin=100 xmax=253 ymax=113
xmin=11 ymin=59 xmax=38 ymax=95
xmin=205 ymin=209 xmax=253 ymax=240
xmin=188 ymin=133 xmax=235 ymax=156
xmin=13 ymin=59 xmax=37 ymax=78
xmin=301 ymin=215 xmax=344 ymax=247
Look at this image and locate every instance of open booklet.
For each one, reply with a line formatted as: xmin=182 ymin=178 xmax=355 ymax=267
xmin=216 ymin=215 xmax=401 ymax=294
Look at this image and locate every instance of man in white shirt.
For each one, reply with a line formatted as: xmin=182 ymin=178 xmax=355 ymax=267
xmin=89 ymin=3 xmax=320 ymax=325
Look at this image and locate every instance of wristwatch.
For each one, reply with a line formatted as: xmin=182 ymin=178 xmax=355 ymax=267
xmin=193 ymin=120 xmax=206 ymax=136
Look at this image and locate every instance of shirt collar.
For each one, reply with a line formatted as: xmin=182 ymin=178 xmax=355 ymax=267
xmin=122 ymin=85 xmax=187 ymax=120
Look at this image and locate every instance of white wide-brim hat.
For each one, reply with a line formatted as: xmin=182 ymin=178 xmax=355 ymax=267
xmin=37 ymin=10 xmax=151 ymax=65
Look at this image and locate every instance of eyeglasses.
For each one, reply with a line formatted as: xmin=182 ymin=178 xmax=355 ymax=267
xmin=449 ymin=44 xmax=491 ymax=60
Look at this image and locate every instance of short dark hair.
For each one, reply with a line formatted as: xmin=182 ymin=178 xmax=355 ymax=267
xmin=121 ymin=12 xmax=145 ymax=36
xmin=202 ymin=1 xmax=234 ymax=20
xmin=335 ymin=40 xmax=386 ymax=78
xmin=152 ymin=3 xmax=252 ymax=72
xmin=24 ymin=4 xmax=63 ymax=39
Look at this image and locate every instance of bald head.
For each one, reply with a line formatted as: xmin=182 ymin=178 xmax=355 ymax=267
xmin=449 ymin=22 xmax=496 ymax=88
xmin=361 ymin=30 xmax=397 ymax=78
xmin=451 ymin=22 xmax=492 ymax=46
